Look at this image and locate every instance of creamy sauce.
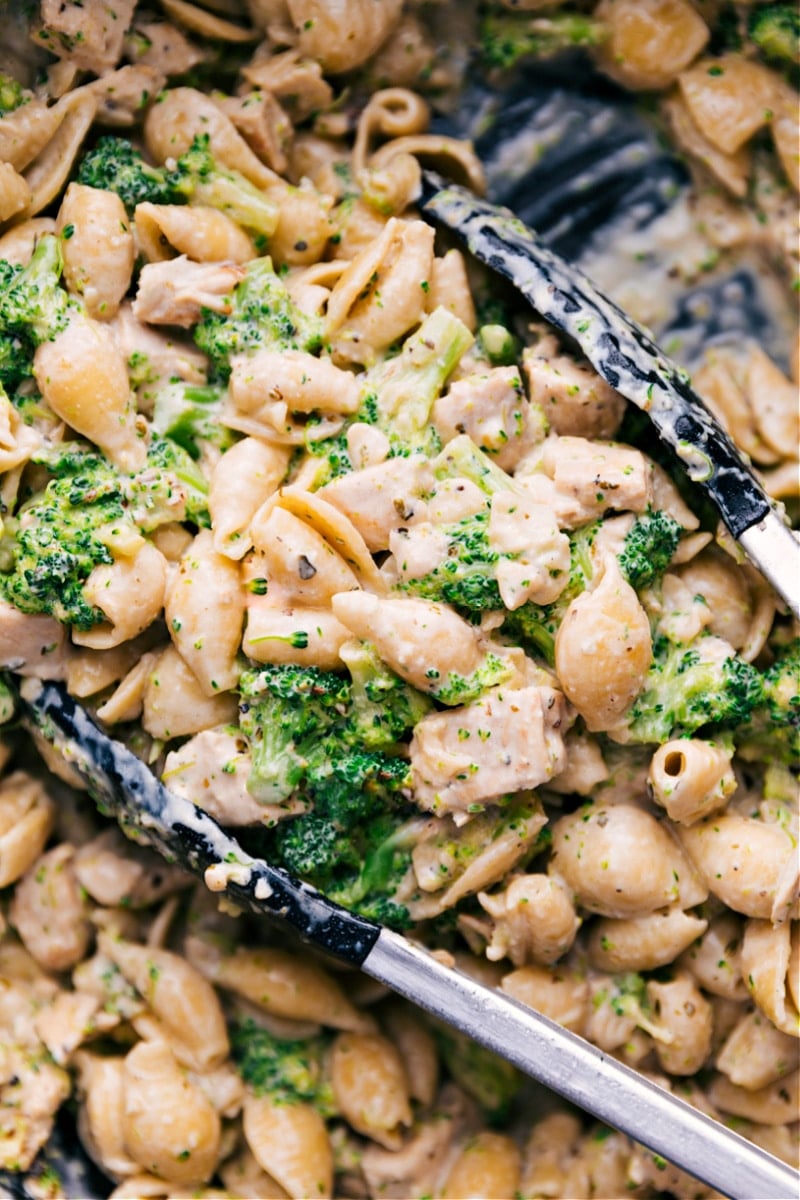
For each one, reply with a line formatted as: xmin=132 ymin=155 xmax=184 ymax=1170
xmin=580 ymin=192 xmax=794 ymax=369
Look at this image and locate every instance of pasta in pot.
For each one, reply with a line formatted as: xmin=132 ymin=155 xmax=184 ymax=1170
xmin=0 ymin=2 xmax=796 ymax=1196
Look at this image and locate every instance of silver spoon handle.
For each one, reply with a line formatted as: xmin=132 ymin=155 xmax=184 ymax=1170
xmin=366 ymin=930 xmax=800 ymax=1200
xmin=16 ymin=678 xmax=800 ymax=1200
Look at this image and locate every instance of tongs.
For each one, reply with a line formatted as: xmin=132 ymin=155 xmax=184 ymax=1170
xmin=10 ymin=182 xmax=800 ymax=1200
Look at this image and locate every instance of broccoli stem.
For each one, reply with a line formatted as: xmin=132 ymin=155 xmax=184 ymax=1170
xmin=167 ymin=135 xmax=280 ymax=238
xmin=432 ymin=433 xmax=526 ymax=498
xmin=363 ymin=307 xmax=474 ymax=455
xmin=151 ymin=382 xmax=234 ymax=460
xmin=0 ymin=234 xmax=72 ymax=347
xmin=480 ymin=11 xmax=609 ymax=71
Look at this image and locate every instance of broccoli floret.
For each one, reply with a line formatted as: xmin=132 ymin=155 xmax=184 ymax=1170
xmin=1 ymin=452 xmax=122 ymax=629
xmin=0 ymin=233 xmax=72 ymax=349
xmin=194 ymin=256 xmax=323 ymax=381
xmin=395 ymin=509 xmax=504 ymax=615
xmin=0 ymin=677 xmax=16 ymax=725
xmin=435 ymin=1024 xmax=523 ymax=1120
xmin=748 ymin=5 xmax=800 ymax=63
xmin=229 ymin=1019 xmax=336 ymax=1113
xmin=618 ymin=508 xmax=683 ymax=591
xmin=427 ymin=652 xmax=517 ymax=707
xmin=341 ymin=640 xmax=433 ymax=749
xmin=240 ymin=661 xmax=416 ymax=814
xmin=0 ymin=437 xmax=209 ymax=629
xmin=239 ymin=664 xmax=351 ymax=805
xmin=273 ymin=806 xmax=416 ymax=930
xmin=165 ymin=133 xmax=279 ymax=241
xmin=76 ymin=134 xmax=280 ymax=239
xmin=0 ymin=73 xmax=30 ymax=115
xmin=303 ymin=426 xmax=353 ymax=488
xmin=76 ymin=136 xmax=174 ymax=209
xmin=477 ymin=322 xmax=519 ymax=366
xmin=0 ymin=258 xmax=32 ymax=391
xmin=238 ymin=660 xmax=424 ymax=927
xmin=134 ymin=436 xmax=210 ymax=529
xmin=625 ymin=634 xmax=764 ymax=745
xmin=151 ymin=381 xmax=235 ymax=460
xmin=0 ymin=333 xmax=31 ymax=395
xmin=738 ymin=637 xmax=800 ymax=766
xmin=433 ymin=433 xmax=525 ymax=499
xmin=303 ymin=308 xmax=472 ymax=482
xmin=479 ymin=10 xmax=608 ymax=71
xmin=359 ymin=308 xmax=474 ymax=458
xmin=0 ymin=262 xmax=20 ymax=292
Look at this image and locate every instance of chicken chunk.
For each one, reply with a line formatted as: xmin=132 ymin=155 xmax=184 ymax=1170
xmin=433 ymin=366 xmax=546 ymax=471
xmin=522 ymin=339 xmax=626 ymax=440
xmin=132 ymin=257 xmax=245 ymax=328
xmin=33 ymin=0 xmax=136 ymax=74
xmin=410 ymin=685 xmax=567 ymax=817
xmin=320 ymin=456 xmax=434 ymax=552
xmin=0 ymin=600 xmax=67 ymax=680
xmin=536 ymin=435 xmax=652 ymax=526
xmin=488 ymin=490 xmax=571 ymax=609
xmin=125 ymin=20 xmax=206 ymax=78
xmin=163 ymin=725 xmax=299 ymax=826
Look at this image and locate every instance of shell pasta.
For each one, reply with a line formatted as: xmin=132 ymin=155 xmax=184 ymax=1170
xmin=0 ymin=2 xmax=796 ymax=1197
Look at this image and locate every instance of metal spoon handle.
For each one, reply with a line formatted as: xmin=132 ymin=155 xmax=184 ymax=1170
xmin=419 ymin=174 xmax=800 ymax=619
xmin=366 ymin=931 xmax=799 ymax=1200
xmin=17 ymin=677 xmax=799 ymax=1200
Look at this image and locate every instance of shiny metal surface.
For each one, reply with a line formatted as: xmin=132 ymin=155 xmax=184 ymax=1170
xmin=739 ymin=513 xmax=800 ymax=622
xmin=366 ymin=930 xmax=800 ymax=1200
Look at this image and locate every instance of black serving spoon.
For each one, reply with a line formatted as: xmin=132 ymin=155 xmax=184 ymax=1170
xmin=8 ymin=675 xmax=799 ymax=1200
xmin=417 ymin=171 xmax=800 ymax=617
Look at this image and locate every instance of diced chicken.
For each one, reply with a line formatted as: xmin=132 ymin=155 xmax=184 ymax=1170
xmin=217 ymin=91 xmax=292 ymax=175
xmin=132 ymin=257 xmax=245 ymax=328
xmin=410 ymin=685 xmax=567 ymax=817
xmin=73 ymin=827 xmax=192 ymax=908
xmin=426 ymin=477 xmax=487 ymax=524
xmin=125 ymin=20 xmax=206 ymax=78
xmin=537 ymin=435 xmax=652 ymax=526
xmin=111 ymin=302 xmax=208 ymax=396
xmin=345 ymin=421 xmax=390 ymax=470
xmin=522 ymin=339 xmax=626 ymax=439
xmin=163 ymin=726 xmax=298 ymax=826
xmin=488 ymin=491 xmax=570 ymax=609
xmin=88 ymin=64 xmax=166 ymax=127
xmin=241 ymin=48 xmax=334 ymax=124
xmin=34 ymin=991 xmax=108 ymax=1066
xmin=320 ymin=457 xmax=434 ymax=552
xmin=330 ymin=592 xmax=488 ymax=697
xmin=0 ymin=600 xmax=67 ymax=680
xmin=433 ymin=366 xmax=546 ymax=471
xmin=389 ymin=523 xmax=452 ymax=584
xmin=0 ymin=1044 xmax=70 ymax=1171
xmin=33 ymin=0 xmax=136 ymax=73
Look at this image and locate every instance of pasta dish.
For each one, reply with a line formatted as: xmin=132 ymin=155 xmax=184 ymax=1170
xmin=0 ymin=1 xmax=796 ymax=1197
